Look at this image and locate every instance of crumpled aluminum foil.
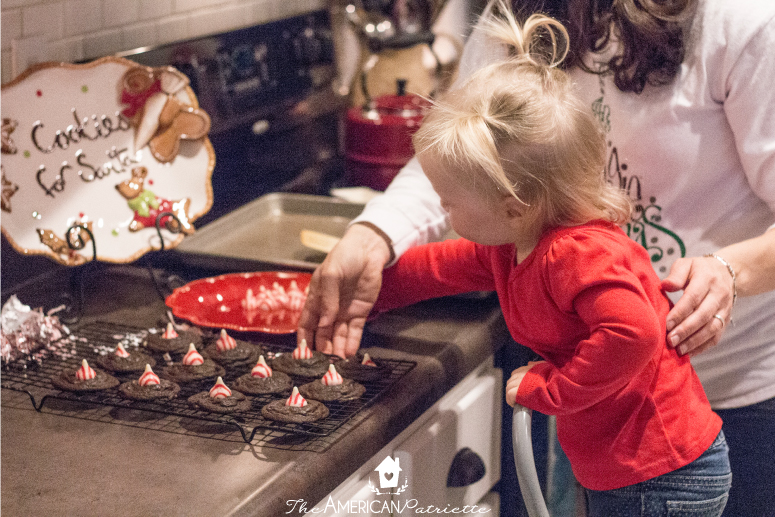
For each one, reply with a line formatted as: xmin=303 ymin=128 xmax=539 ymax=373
xmin=1 ymin=295 xmax=69 ymax=363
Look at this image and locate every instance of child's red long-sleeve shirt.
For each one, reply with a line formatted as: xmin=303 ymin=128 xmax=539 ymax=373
xmin=374 ymin=220 xmax=722 ymax=490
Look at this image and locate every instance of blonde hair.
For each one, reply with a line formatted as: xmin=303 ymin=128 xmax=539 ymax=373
xmin=413 ymin=1 xmax=631 ymax=227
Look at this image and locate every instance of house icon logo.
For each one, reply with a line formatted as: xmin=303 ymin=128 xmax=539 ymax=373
xmin=375 ymin=456 xmax=402 ymax=489
xmin=369 ymin=456 xmax=408 ymax=495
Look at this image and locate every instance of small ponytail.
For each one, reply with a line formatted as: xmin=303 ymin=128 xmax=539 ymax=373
xmin=413 ymin=2 xmax=631 ymax=227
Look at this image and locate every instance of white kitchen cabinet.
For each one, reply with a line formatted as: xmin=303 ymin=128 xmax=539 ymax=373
xmin=315 ymin=356 xmax=502 ymax=515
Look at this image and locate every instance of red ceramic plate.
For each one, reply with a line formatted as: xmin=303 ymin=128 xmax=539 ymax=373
xmin=165 ymin=271 xmax=311 ymax=333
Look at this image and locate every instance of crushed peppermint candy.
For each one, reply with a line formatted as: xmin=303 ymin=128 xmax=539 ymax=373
xmin=216 ymin=329 xmax=237 ymax=352
xmin=182 ymin=344 xmax=204 ymax=366
xmin=321 ymin=364 xmax=343 ymax=386
xmin=292 ymin=339 xmax=313 ymax=360
xmin=138 ymin=364 xmax=160 ymax=386
xmin=285 ymin=386 xmax=307 ymax=407
xmin=209 ymin=376 xmax=232 ymax=399
xmin=251 ymin=355 xmax=273 ymax=378
xmin=75 ymin=359 xmax=96 ymax=381
xmin=241 ymin=281 xmax=308 ymax=313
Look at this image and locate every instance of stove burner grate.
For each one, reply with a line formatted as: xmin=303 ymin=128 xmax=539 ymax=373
xmin=1 ymin=321 xmax=415 ymax=452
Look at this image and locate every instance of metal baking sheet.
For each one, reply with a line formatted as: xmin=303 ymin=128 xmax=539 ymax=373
xmin=171 ymin=193 xmax=365 ymax=271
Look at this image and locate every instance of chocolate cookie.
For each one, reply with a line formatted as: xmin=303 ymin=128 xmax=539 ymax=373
xmin=145 ymin=328 xmax=202 ymax=355
xmin=51 ymin=367 xmax=119 ymax=392
xmin=334 ymin=354 xmax=390 ymax=382
xmin=203 ymin=340 xmax=263 ymax=368
xmin=188 ymin=390 xmax=252 ymax=414
xmin=119 ymin=379 xmax=180 ymax=400
xmin=299 ymin=378 xmax=366 ymax=402
xmin=271 ymin=351 xmax=330 ymax=379
xmin=261 ymin=399 xmax=329 ymax=423
xmin=97 ymin=350 xmax=156 ymax=373
xmin=161 ymin=360 xmax=225 ymax=383
xmin=233 ymin=370 xmax=292 ymax=395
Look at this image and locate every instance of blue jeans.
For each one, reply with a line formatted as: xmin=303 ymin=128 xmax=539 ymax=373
xmin=585 ymin=431 xmax=731 ymax=517
xmin=715 ymin=396 xmax=775 ymax=517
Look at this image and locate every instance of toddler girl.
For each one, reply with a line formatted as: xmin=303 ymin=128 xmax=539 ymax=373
xmin=370 ymin=3 xmax=731 ymax=515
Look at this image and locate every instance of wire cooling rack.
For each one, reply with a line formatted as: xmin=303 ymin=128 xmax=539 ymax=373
xmin=1 ymin=321 xmax=415 ymax=452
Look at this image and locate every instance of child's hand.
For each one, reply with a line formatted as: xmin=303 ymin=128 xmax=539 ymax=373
xmin=505 ymin=361 xmax=544 ymax=407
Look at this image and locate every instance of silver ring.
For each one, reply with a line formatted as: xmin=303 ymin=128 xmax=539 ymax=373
xmin=713 ymin=314 xmax=725 ymax=328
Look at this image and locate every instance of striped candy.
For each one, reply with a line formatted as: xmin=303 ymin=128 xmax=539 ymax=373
xmin=321 ymin=364 xmax=343 ymax=386
xmin=182 ymin=344 xmax=204 ymax=366
xmin=114 ymin=343 xmax=131 ymax=358
xmin=138 ymin=364 xmax=160 ymax=386
xmin=292 ymin=339 xmax=313 ymax=360
xmin=162 ymin=322 xmax=178 ymax=339
xmin=286 ymin=280 xmax=307 ymax=311
xmin=361 ymin=353 xmax=377 ymax=367
xmin=251 ymin=356 xmax=273 ymax=378
xmin=216 ymin=329 xmax=237 ymax=352
xmin=209 ymin=376 xmax=232 ymax=399
xmin=75 ymin=359 xmax=96 ymax=381
xmin=285 ymin=386 xmax=307 ymax=407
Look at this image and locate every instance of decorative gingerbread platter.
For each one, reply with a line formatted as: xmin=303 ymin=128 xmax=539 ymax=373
xmin=1 ymin=57 xmax=215 ymax=265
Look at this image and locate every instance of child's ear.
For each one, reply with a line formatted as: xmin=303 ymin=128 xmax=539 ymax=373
xmin=502 ymin=195 xmax=524 ymax=219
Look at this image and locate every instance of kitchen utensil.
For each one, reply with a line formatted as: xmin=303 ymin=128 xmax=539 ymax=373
xmin=300 ymin=229 xmax=341 ymax=254
xmin=512 ymin=405 xmax=551 ymax=517
xmin=165 ymin=271 xmax=312 ymax=333
xmin=345 ymin=77 xmax=430 ymax=191
xmin=171 ymin=193 xmax=364 ymax=272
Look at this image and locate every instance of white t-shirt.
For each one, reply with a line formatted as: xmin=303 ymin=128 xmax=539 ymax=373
xmin=354 ymin=0 xmax=775 ymax=409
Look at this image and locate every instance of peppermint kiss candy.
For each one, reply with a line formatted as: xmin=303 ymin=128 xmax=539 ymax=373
xmin=162 ymin=322 xmax=179 ymax=339
xmin=271 ymin=282 xmax=290 ymax=305
xmin=321 ymin=364 xmax=343 ymax=386
xmin=75 ymin=359 xmax=96 ymax=381
xmin=216 ymin=329 xmax=237 ymax=352
xmin=242 ymin=288 xmax=259 ymax=310
xmin=292 ymin=339 xmax=313 ymax=360
xmin=361 ymin=353 xmax=377 ymax=367
xmin=138 ymin=364 xmax=160 ymax=386
xmin=182 ymin=344 xmax=204 ymax=366
xmin=251 ymin=355 xmax=273 ymax=378
xmin=285 ymin=386 xmax=307 ymax=407
xmin=286 ymin=280 xmax=306 ymax=311
xmin=209 ymin=376 xmax=232 ymax=399
xmin=114 ymin=343 xmax=131 ymax=358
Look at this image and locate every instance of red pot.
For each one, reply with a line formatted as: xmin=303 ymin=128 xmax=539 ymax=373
xmin=345 ymin=83 xmax=430 ymax=191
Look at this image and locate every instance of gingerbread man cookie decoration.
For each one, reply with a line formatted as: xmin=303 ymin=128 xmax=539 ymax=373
xmin=115 ymin=166 xmax=194 ymax=234
xmin=120 ymin=66 xmax=211 ymax=164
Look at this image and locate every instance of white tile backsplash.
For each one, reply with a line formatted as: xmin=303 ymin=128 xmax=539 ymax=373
xmin=139 ymin=0 xmax=173 ymax=21
xmin=64 ymin=0 xmax=103 ymax=37
xmin=22 ymin=2 xmax=65 ymax=39
xmin=103 ymin=0 xmax=140 ymax=28
xmin=1 ymin=9 xmax=23 ymax=50
xmin=2 ymin=0 xmax=319 ymax=84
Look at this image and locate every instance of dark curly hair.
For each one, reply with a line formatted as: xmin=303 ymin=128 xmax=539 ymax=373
xmin=511 ymin=0 xmax=697 ymax=93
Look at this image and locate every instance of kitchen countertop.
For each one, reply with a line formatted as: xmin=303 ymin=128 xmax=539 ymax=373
xmin=1 ymin=262 xmax=510 ymax=516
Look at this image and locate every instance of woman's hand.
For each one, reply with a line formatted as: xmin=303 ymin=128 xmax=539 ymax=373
xmin=662 ymin=229 xmax=775 ymax=357
xmin=662 ymin=255 xmax=734 ymax=357
xmin=297 ymin=223 xmax=392 ymax=358
xmin=505 ymin=361 xmax=544 ymax=406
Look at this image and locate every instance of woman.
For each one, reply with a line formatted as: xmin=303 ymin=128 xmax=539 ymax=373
xmin=298 ymin=0 xmax=775 ymax=514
